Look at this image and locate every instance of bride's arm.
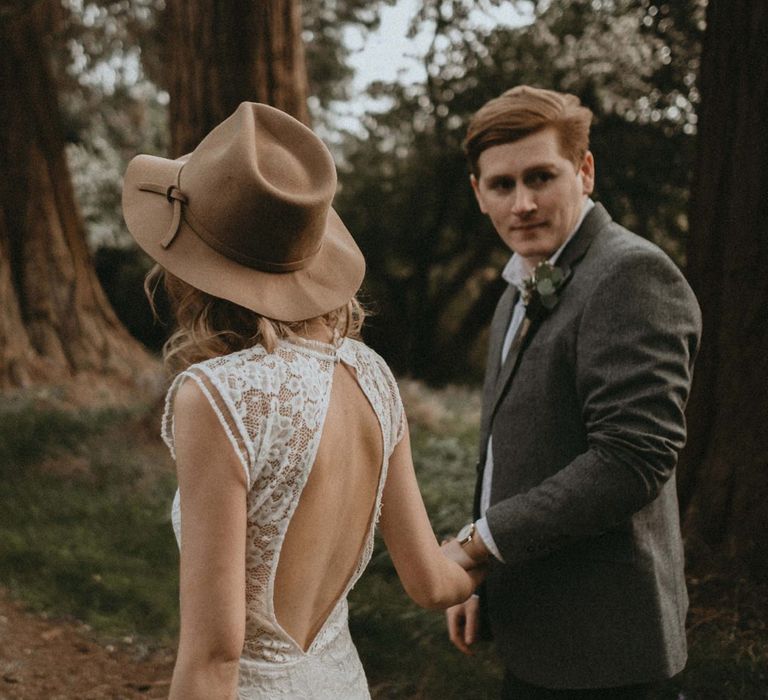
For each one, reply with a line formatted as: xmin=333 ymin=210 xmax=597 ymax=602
xmin=169 ymin=380 xmax=247 ymax=700
xmin=378 ymin=423 xmax=484 ymax=609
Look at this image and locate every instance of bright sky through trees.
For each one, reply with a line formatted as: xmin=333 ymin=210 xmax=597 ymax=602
xmin=346 ymin=1 xmax=533 ymax=89
xmin=334 ymin=0 xmax=533 ymax=130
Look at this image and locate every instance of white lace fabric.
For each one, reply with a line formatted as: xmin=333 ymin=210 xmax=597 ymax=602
xmin=162 ymin=337 xmax=405 ymax=699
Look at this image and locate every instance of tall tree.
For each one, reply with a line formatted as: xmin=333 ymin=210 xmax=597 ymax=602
xmin=0 ymin=0 xmax=153 ymax=389
xmin=677 ymin=1 xmax=768 ymax=576
xmin=163 ymin=0 xmax=310 ymax=156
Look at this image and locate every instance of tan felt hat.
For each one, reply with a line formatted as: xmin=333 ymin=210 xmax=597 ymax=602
xmin=122 ymin=102 xmax=365 ymax=322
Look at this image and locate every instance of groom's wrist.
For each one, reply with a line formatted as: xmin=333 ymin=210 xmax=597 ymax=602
xmin=465 ymin=528 xmax=491 ymax=563
xmin=473 ymin=518 xmax=505 ymax=563
xmin=457 ymin=522 xmax=491 ymax=563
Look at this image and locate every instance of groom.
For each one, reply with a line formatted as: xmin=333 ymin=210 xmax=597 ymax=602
xmin=442 ymin=86 xmax=701 ymax=698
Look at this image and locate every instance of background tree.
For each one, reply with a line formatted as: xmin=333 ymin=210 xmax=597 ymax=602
xmin=677 ymin=0 xmax=768 ymax=576
xmin=0 ymin=0 xmax=153 ymax=389
xmin=161 ymin=0 xmax=310 ymax=156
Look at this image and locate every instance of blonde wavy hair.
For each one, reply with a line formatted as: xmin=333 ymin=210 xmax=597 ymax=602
xmin=145 ymin=264 xmax=366 ymax=374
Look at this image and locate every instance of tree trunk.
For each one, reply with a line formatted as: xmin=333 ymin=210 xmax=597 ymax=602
xmin=163 ymin=0 xmax=310 ymax=157
xmin=678 ymin=0 xmax=768 ymax=576
xmin=0 ymin=1 xmax=155 ymax=391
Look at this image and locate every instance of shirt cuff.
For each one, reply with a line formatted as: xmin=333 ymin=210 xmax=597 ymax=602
xmin=475 ymin=517 xmax=505 ymax=563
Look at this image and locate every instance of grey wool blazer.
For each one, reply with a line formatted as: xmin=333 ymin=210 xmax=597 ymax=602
xmin=475 ymin=203 xmax=701 ymax=689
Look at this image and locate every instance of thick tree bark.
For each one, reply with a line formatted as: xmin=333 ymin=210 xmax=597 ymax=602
xmin=163 ymin=0 xmax=310 ymax=157
xmin=678 ymin=1 xmax=768 ymax=575
xmin=0 ymin=210 xmax=46 ymax=387
xmin=0 ymin=1 xmax=154 ymax=390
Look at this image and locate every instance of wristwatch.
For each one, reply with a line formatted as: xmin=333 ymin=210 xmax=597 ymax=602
xmin=457 ymin=522 xmax=476 ymax=546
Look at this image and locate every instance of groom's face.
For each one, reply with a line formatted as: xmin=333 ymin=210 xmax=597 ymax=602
xmin=470 ymin=127 xmax=594 ymax=268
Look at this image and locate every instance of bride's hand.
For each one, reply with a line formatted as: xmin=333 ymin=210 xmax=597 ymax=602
xmin=441 ymin=537 xmax=486 ymax=571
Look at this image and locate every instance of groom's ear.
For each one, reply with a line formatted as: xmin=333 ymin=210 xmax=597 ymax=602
xmin=579 ymin=151 xmax=595 ymax=196
xmin=470 ymin=174 xmax=487 ymax=214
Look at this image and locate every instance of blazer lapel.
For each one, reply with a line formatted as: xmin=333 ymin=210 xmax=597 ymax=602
xmin=479 ymin=284 xmax=517 ymax=444
xmin=491 ymin=315 xmax=534 ymax=413
xmin=487 ymin=203 xmax=610 ymax=422
xmin=487 ymin=284 xmax=517 ymax=386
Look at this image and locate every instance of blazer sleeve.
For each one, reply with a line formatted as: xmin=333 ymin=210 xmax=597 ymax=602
xmin=485 ymin=246 xmax=702 ymax=565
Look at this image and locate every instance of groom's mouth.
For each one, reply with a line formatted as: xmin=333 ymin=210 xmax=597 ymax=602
xmin=512 ymin=222 xmax=546 ymax=232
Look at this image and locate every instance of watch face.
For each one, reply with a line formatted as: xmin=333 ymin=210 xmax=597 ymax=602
xmin=457 ymin=523 xmax=474 ymax=542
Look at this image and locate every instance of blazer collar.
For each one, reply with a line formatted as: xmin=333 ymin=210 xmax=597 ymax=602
xmin=554 ymin=202 xmax=610 ymax=279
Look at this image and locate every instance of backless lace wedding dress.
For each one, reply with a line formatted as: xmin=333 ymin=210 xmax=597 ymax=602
xmin=161 ymin=337 xmax=405 ymax=699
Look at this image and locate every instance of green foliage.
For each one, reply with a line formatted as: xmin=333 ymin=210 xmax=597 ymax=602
xmin=55 ymin=0 xmax=170 ymax=247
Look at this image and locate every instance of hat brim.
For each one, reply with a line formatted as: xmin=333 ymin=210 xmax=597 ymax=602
xmin=122 ymin=154 xmax=365 ymax=323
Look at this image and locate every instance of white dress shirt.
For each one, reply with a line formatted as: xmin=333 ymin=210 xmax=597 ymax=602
xmin=475 ymin=199 xmax=594 ymax=561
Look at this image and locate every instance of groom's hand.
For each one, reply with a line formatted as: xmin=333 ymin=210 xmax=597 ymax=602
xmin=446 ymin=595 xmax=480 ymax=655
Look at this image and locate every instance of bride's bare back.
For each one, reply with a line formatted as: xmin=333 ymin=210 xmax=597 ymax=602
xmin=168 ymin=337 xmax=478 ymax=699
xmin=274 ymin=362 xmax=384 ymax=650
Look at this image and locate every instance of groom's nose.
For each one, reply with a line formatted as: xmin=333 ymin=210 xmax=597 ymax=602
xmin=511 ymin=185 xmax=537 ymax=216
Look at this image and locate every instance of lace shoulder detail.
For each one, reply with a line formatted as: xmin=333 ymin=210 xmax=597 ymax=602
xmin=340 ymin=339 xmax=407 ymax=453
xmin=161 ymin=365 xmax=252 ymax=488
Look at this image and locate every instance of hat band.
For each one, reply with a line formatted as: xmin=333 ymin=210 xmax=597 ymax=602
xmin=183 ymin=205 xmax=322 ymax=273
xmin=137 ymin=181 xmax=322 ymax=273
xmin=138 ymin=182 xmax=187 ymax=248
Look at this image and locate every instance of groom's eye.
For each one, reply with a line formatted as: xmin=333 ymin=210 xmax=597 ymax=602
xmin=489 ymin=177 xmax=515 ymax=191
xmin=527 ymin=171 xmax=555 ymax=187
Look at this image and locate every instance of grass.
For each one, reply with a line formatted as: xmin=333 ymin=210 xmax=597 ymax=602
xmin=0 ymin=382 xmax=766 ymax=697
xmin=0 ymin=396 xmax=179 ymax=644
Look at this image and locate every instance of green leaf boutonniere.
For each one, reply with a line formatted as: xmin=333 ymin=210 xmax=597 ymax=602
xmin=521 ymin=261 xmax=567 ymax=318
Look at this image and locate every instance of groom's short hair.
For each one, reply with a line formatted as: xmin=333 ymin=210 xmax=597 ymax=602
xmin=463 ymin=85 xmax=593 ymax=176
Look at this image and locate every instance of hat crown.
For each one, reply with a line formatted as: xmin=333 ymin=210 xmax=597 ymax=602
xmin=180 ymin=103 xmax=337 ymax=268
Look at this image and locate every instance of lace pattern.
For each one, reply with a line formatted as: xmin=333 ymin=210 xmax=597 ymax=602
xmin=163 ymin=337 xmax=404 ymax=698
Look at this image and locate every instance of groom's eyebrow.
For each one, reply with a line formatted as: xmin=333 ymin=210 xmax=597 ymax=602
xmin=485 ymin=163 xmax=558 ymax=183
xmin=523 ymin=161 xmax=558 ymax=173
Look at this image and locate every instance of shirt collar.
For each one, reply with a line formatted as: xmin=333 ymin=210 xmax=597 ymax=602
xmin=501 ymin=198 xmax=594 ymax=289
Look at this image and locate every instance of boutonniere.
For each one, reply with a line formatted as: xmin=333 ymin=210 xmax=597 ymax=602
xmin=521 ymin=261 xmax=567 ymax=318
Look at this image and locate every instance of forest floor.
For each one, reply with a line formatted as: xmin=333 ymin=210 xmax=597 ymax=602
xmin=0 ymin=587 xmax=174 ymax=700
xmin=2 ymin=567 xmax=767 ymax=699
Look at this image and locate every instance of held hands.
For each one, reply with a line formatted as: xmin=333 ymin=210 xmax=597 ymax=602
xmin=441 ymin=526 xmax=490 ymax=588
xmin=441 ymin=521 xmax=491 ymax=571
xmin=443 ymin=537 xmax=484 ymax=654
xmin=441 ymin=528 xmax=490 ymax=655
xmin=441 ymin=537 xmax=485 ymax=571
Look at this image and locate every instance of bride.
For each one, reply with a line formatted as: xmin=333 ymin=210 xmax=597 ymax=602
xmin=122 ymin=102 xmax=483 ymax=699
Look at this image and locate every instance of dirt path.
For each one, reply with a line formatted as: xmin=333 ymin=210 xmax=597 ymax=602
xmin=0 ymin=589 xmax=174 ymax=700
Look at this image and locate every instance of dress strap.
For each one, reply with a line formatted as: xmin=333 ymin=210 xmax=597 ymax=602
xmin=161 ymin=366 xmax=252 ymax=489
